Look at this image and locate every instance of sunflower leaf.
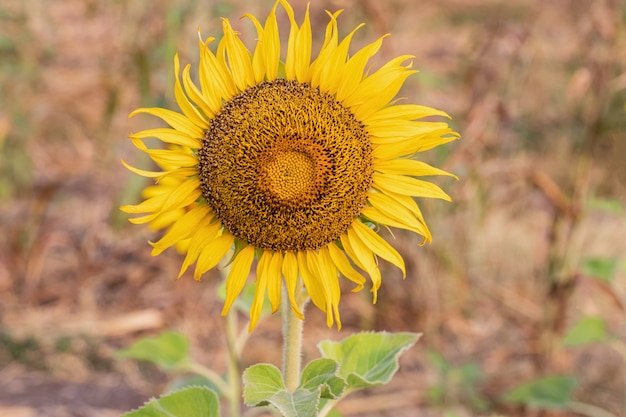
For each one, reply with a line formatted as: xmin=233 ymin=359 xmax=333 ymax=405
xmin=243 ymin=363 xmax=327 ymax=417
xmin=265 ymin=389 xmax=320 ymax=417
xmin=299 ymin=358 xmax=345 ymax=399
xmin=122 ymin=386 xmax=219 ymax=417
xmin=243 ymin=363 xmax=285 ymax=406
xmin=318 ymin=332 xmax=420 ymax=391
xmin=116 ymin=331 xmax=190 ymax=370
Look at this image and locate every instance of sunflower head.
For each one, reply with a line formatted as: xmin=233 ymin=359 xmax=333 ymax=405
xmin=122 ymin=0 xmax=459 ymax=331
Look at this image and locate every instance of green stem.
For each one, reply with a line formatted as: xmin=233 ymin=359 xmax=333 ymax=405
xmin=226 ymin=311 xmax=242 ymax=417
xmin=184 ymin=361 xmax=231 ymax=399
xmin=236 ymin=321 xmax=252 ymax=357
xmin=281 ymin=282 xmax=307 ymax=392
xmin=318 ymin=399 xmax=338 ymax=417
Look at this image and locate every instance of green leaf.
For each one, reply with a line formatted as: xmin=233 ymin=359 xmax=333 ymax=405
xmin=318 ymin=332 xmax=420 ymax=391
xmin=243 ymin=363 xmax=325 ymax=417
xmin=503 ymin=376 xmax=577 ymax=409
xmin=563 ymin=316 xmax=609 ymax=346
xmin=581 ymin=257 xmax=618 ymax=283
xmin=299 ymin=358 xmax=345 ymax=399
xmin=266 ymin=389 xmax=320 ymax=417
xmin=116 ymin=331 xmax=190 ymax=370
xmin=122 ymin=386 xmax=219 ymax=417
xmin=243 ymin=363 xmax=285 ymax=406
xmin=321 ymin=376 xmax=346 ymax=399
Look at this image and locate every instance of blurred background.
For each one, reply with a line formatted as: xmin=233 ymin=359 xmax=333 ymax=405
xmin=1 ymin=0 xmax=625 ymax=416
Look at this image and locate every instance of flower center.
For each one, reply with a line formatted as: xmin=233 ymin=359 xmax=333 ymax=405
xmin=262 ymin=150 xmax=315 ymax=202
xmin=257 ymin=137 xmax=332 ymax=208
xmin=198 ymin=79 xmax=373 ymax=251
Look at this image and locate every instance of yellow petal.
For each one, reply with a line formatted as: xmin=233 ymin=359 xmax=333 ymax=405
xmin=267 ymin=251 xmax=283 ymax=313
xmin=282 ymin=251 xmax=304 ymax=319
xmin=375 ymin=158 xmax=457 ymax=179
xmin=148 ymin=208 xmax=186 ymax=231
xmin=344 ymin=55 xmax=416 ymax=118
xmin=386 ymin=191 xmax=427 ymax=221
xmin=297 ymin=250 xmax=326 ymax=312
xmin=341 ymin=232 xmax=381 ymax=303
xmin=367 ymin=103 xmax=451 ymax=122
xmin=294 ymin=4 xmax=312 ymax=82
xmin=373 ymin=173 xmax=451 ymax=201
xmin=262 ymin=8 xmax=280 ymax=81
xmin=144 ymin=150 xmax=198 ymax=170
xmin=281 ymin=0 xmax=312 ymax=82
xmin=244 ymin=2 xmax=280 ymax=82
xmin=281 ymin=0 xmax=298 ymax=80
xmin=194 ymin=232 xmax=235 ymax=281
xmin=129 ymin=107 xmax=204 ymax=139
xmin=131 ymin=128 xmax=200 ymax=149
xmin=174 ymin=54 xmax=209 ymax=129
xmin=126 ymin=213 xmax=162 ymax=225
xmin=362 ymin=201 xmax=431 ymax=242
xmin=141 ymin=179 xmax=179 ymax=198
xmin=372 ymin=131 xmax=459 ymax=160
xmin=362 ymin=206 xmax=411 ymax=233
xmin=197 ymin=34 xmax=237 ymax=102
xmin=317 ymin=247 xmax=342 ymax=329
xmin=121 ymin=193 xmax=169 ymax=214
xmin=161 ymin=167 xmax=199 ymax=179
xmin=182 ymin=63 xmax=217 ymax=119
xmin=373 ymin=190 xmax=432 ymax=243
xmin=351 ymin=220 xmax=405 ymax=278
xmin=250 ymin=250 xmax=271 ymax=331
xmin=178 ymin=220 xmax=223 ymax=277
xmin=309 ymin=10 xmax=342 ymax=90
xmin=305 ymin=250 xmax=333 ymax=327
xmin=327 ymin=242 xmax=366 ymax=291
xmin=335 ymin=35 xmax=387 ymax=102
xmin=315 ymin=23 xmax=364 ymax=94
xmin=367 ymin=121 xmax=451 ymax=140
xmin=124 ymin=175 xmax=194 ymax=215
xmin=159 ymin=178 xmax=202 ymax=213
xmin=151 ymin=205 xmax=213 ymax=256
xmin=121 ymin=160 xmax=169 ymax=179
xmin=221 ymin=18 xmax=255 ymax=91
xmin=130 ymin=137 xmax=198 ymax=168
xmin=222 ymin=245 xmax=255 ymax=315
xmin=243 ymin=13 xmax=266 ymax=83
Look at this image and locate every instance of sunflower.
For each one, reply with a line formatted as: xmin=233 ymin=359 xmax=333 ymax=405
xmin=122 ymin=0 xmax=458 ymax=331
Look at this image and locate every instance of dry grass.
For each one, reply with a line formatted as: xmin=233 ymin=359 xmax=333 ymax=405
xmin=1 ymin=0 xmax=626 ymax=416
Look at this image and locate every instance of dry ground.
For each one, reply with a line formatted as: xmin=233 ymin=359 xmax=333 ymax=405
xmin=1 ymin=0 xmax=626 ymax=416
